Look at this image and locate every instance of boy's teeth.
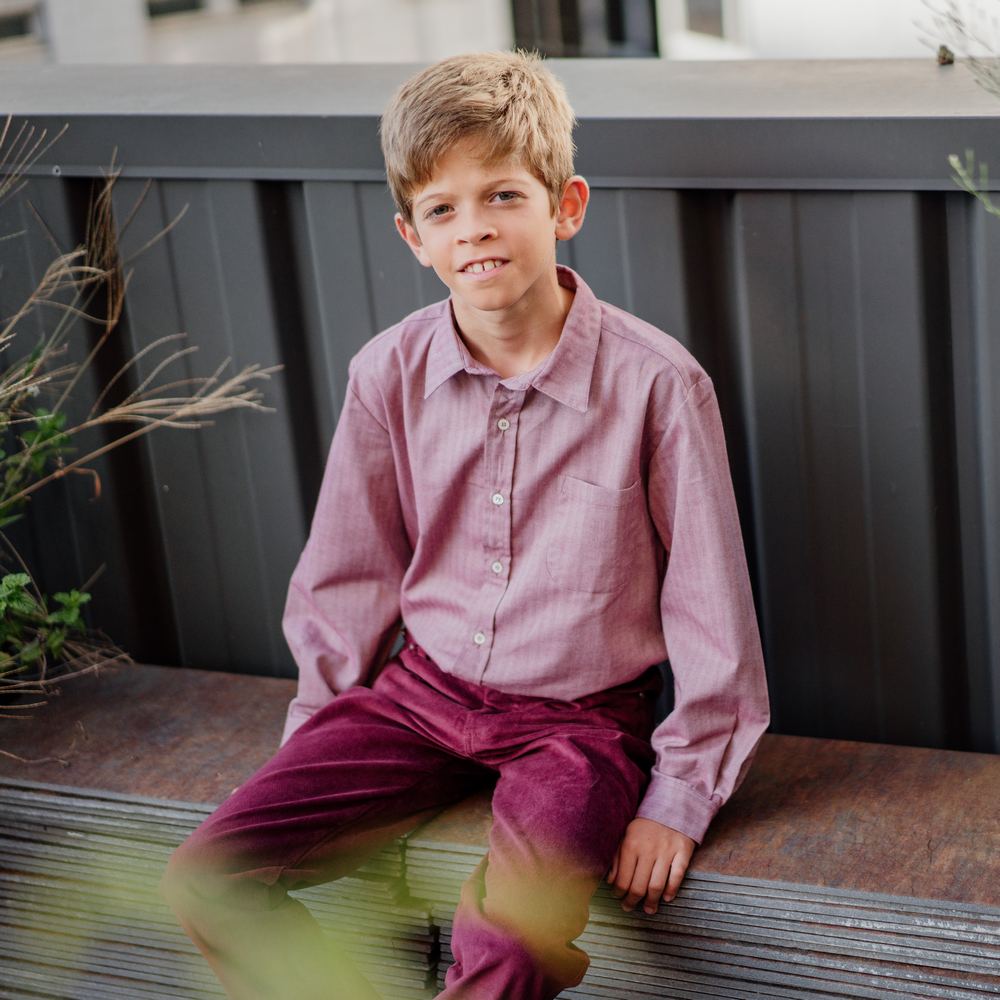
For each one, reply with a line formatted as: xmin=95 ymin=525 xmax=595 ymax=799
xmin=466 ymin=259 xmax=503 ymax=273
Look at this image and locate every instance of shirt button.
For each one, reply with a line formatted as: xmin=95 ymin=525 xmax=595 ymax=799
xmin=491 ymin=492 xmax=504 ymax=505
xmin=473 ymin=631 xmax=486 ymax=645
xmin=491 ymin=560 xmax=503 ymax=573
xmin=497 ymin=417 xmax=510 ymax=431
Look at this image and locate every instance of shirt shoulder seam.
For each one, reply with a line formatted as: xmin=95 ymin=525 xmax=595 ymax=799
xmin=351 ymin=305 xmax=446 ymax=369
xmin=598 ymin=307 xmax=701 ymax=389
xmin=650 ymin=375 xmax=713 ymax=460
xmin=347 ymin=379 xmax=389 ymax=433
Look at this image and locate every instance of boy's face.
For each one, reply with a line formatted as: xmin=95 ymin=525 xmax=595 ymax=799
xmin=394 ymin=135 xmax=587 ymax=320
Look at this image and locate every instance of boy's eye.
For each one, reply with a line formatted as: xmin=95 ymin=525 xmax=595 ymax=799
xmin=423 ymin=191 xmax=521 ymax=220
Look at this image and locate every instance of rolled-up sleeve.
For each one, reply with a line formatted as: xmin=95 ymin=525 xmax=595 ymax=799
xmin=279 ymin=362 xmax=412 ymax=747
xmin=636 ymin=376 xmax=771 ymax=844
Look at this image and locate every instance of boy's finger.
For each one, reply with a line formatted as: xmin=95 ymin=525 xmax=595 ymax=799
xmin=610 ymin=848 xmax=637 ymax=898
xmin=606 ymin=848 xmax=620 ymax=884
xmin=662 ymin=851 xmax=690 ymax=902
xmin=622 ymin=855 xmax=655 ymax=911
xmin=642 ymin=856 xmax=671 ymax=914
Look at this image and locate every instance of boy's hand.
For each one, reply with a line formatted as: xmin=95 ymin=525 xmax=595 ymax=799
xmin=606 ymin=817 xmax=696 ymax=915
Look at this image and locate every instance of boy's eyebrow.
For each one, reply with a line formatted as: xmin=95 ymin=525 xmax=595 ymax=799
xmin=414 ymin=178 xmax=526 ymax=210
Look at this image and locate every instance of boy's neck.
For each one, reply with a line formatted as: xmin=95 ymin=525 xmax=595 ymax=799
xmin=451 ymin=270 xmax=576 ymax=380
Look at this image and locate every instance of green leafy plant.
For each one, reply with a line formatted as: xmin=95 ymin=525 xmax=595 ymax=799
xmin=0 ymin=573 xmax=89 ymax=669
xmin=0 ymin=114 xmax=283 ymax=760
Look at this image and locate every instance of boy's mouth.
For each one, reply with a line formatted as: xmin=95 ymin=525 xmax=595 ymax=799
xmin=459 ymin=258 xmax=509 ymax=279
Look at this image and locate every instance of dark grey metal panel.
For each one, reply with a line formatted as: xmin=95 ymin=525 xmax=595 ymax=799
xmin=6 ymin=113 xmax=1000 ymax=192
xmin=154 ymin=177 xmax=299 ymax=675
xmin=947 ymin=193 xmax=999 ymax=754
xmin=146 ymin=177 xmax=243 ymax=670
xmin=730 ymin=191 xmax=816 ymax=738
xmin=200 ymin=178 xmax=300 ymax=676
xmin=797 ymin=191 xmax=888 ymax=744
xmin=297 ymin=180 xmax=372 ymax=448
xmin=728 ymin=190 xmax=974 ymax=749
xmin=570 ymin=187 xmax=631 ymax=309
xmin=357 ymin=181 xmax=431 ymax=331
xmin=853 ymin=192 xmax=950 ymax=748
xmin=618 ymin=188 xmax=689 ymax=342
xmin=963 ymin=195 xmax=1000 ymax=751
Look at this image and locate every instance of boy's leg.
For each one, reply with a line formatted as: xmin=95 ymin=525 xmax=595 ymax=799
xmin=160 ymin=653 xmax=491 ymax=1000
xmin=439 ymin=668 xmax=661 ymax=1000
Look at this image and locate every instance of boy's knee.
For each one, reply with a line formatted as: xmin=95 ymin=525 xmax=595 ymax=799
xmin=160 ymin=839 xmax=282 ymax=917
xmin=160 ymin=840 xmax=235 ymax=913
xmin=159 ymin=844 xmax=205 ymax=914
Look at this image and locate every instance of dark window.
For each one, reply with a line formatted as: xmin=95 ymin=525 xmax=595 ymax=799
xmin=147 ymin=0 xmax=202 ymax=17
xmin=686 ymin=0 xmax=724 ymax=38
xmin=0 ymin=13 xmax=32 ymax=39
xmin=512 ymin=0 xmax=658 ymax=57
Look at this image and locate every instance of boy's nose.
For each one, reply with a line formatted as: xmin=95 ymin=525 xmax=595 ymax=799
xmin=460 ymin=229 xmax=496 ymax=247
xmin=457 ymin=217 xmax=497 ymax=245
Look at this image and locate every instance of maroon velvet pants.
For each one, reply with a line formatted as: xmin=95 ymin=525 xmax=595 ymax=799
xmin=160 ymin=638 xmax=659 ymax=1000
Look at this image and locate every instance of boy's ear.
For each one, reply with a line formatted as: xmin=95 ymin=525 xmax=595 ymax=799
xmin=554 ymin=175 xmax=589 ymax=243
xmin=395 ymin=212 xmax=432 ymax=267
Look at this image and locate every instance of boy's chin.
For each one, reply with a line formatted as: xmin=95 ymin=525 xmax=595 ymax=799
xmin=443 ymin=274 xmax=517 ymax=304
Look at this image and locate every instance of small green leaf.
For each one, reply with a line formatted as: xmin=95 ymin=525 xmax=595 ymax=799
xmin=19 ymin=639 xmax=41 ymax=664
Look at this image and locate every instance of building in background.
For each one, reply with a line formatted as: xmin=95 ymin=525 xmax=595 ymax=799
xmin=0 ymin=0 xmax=514 ymax=63
xmin=0 ymin=0 xmax=960 ymax=63
xmin=511 ymin=0 xmax=658 ymax=57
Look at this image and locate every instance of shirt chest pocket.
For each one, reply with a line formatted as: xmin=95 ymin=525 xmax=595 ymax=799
xmin=545 ymin=474 xmax=645 ymax=594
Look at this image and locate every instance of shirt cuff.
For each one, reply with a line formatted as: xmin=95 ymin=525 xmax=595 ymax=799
xmin=635 ymin=772 xmax=721 ymax=844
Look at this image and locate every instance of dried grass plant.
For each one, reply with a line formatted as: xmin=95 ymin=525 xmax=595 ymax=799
xmin=0 ymin=115 xmax=283 ymax=762
xmin=918 ymin=0 xmax=1000 ymax=98
xmin=917 ymin=0 xmax=1000 ymax=217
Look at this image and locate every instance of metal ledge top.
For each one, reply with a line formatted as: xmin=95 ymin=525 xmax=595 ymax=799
xmin=0 ymin=58 xmax=999 ymax=120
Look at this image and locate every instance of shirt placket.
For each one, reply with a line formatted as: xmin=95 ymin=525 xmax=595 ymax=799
xmin=470 ymin=380 xmax=525 ymax=684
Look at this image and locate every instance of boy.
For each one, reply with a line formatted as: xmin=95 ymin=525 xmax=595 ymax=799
xmin=161 ymin=49 xmax=770 ymax=1000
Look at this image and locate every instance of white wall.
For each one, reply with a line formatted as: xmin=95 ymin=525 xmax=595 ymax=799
xmin=40 ymin=0 xmax=147 ymax=63
xmin=741 ymin=0 xmax=943 ymax=58
xmin=659 ymin=0 xmax=950 ymax=60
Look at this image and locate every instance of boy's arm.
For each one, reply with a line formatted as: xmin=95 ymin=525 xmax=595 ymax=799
xmin=609 ymin=375 xmax=770 ymax=911
xmin=638 ymin=375 xmax=770 ymax=840
xmin=279 ymin=362 xmax=412 ymax=747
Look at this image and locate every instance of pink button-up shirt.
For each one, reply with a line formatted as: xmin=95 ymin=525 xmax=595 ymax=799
xmin=280 ymin=263 xmax=770 ymax=844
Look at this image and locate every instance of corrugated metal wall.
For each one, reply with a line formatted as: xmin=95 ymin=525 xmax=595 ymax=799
xmin=0 ymin=60 xmax=997 ymax=755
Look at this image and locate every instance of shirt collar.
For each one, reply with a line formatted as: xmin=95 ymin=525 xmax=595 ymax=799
xmin=422 ymin=263 xmax=601 ymax=413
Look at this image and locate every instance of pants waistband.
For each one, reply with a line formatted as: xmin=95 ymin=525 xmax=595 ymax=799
xmin=399 ymin=633 xmax=663 ymax=711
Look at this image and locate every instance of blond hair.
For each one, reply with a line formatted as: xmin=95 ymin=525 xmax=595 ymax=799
xmin=379 ymin=49 xmax=578 ymax=228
